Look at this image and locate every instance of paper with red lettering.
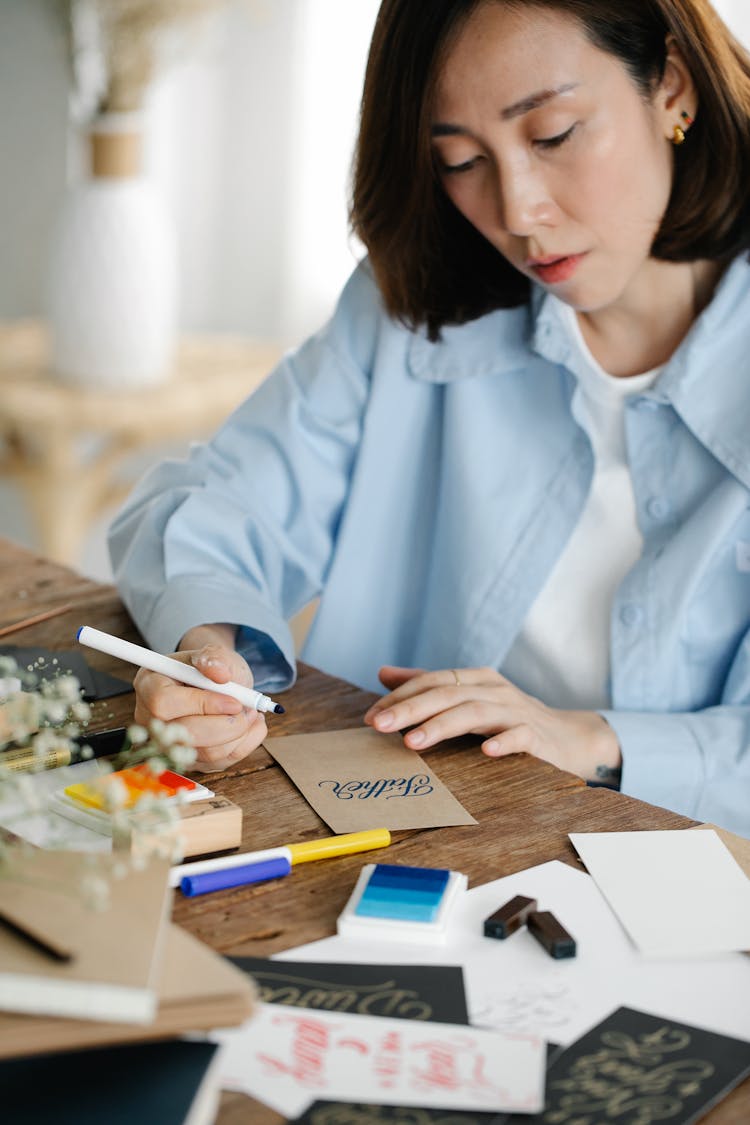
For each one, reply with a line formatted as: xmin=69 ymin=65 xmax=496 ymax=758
xmin=213 ymin=1002 xmax=545 ymax=1117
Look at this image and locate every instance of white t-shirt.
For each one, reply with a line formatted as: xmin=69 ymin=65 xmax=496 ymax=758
xmin=502 ymin=300 xmax=661 ymax=710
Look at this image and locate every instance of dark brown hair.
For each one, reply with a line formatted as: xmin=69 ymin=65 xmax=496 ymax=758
xmin=351 ymin=0 xmax=750 ymax=339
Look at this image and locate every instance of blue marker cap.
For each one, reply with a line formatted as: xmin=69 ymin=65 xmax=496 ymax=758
xmin=180 ymin=855 xmax=291 ymax=897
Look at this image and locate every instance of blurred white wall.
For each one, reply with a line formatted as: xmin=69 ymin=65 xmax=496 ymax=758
xmin=0 ymin=0 xmax=70 ymax=319
xmin=1 ymin=0 xmax=748 ymax=583
xmin=0 ymin=0 xmax=380 ymax=347
xmin=716 ymin=0 xmax=750 ymax=39
xmin=2 ymin=0 xmax=749 ymax=340
xmin=0 ymin=0 xmax=379 ymax=581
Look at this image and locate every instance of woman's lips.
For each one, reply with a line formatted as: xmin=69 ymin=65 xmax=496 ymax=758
xmin=528 ymin=253 xmax=587 ymax=284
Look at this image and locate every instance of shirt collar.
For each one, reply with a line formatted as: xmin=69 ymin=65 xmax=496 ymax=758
xmin=531 ymin=253 xmax=750 ymax=487
xmin=406 ymin=253 xmax=750 ymax=488
xmin=664 ymin=253 xmax=750 ymax=487
xmin=407 ymin=302 xmax=533 ymax=383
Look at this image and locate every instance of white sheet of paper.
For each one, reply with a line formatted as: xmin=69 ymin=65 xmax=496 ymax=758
xmin=569 ymin=829 xmax=750 ymax=958
xmin=276 ymin=860 xmax=750 ymax=1049
xmin=214 ymin=1002 xmax=545 ymax=1118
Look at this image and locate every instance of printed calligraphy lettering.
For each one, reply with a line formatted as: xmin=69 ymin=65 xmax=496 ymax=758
xmin=318 ymin=775 xmax=434 ymax=800
xmin=545 ymin=1027 xmax=716 ymax=1124
xmin=258 ymin=1012 xmax=336 ymax=1087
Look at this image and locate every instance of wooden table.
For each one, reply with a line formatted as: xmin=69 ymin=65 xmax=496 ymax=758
xmin=0 ymin=321 xmax=280 ymax=565
xmin=1 ymin=537 xmax=747 ymax=1124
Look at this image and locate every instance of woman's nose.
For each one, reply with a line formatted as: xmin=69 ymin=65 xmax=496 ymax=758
xmin=493 ymin=165 xmax=556 ymax=236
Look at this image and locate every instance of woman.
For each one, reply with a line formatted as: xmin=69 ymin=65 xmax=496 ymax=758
xmin=109 ymin=0 xmax=750 ymax=836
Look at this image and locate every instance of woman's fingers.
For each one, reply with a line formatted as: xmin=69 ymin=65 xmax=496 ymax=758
xmin=134 ymin=671 xmax=242 ymax=720
xmin=132 ymin=642 xmax=264 ymax=769
xmin=367 ymin=681 xmax=509 ymax=734
xmin=400 ymin=700 xmax=516 ymax=749
xmin=377 ymin=665 xmax=425 ymax=691
xmin=191 ymin=643 xmax=255 ymax=687
xmin=365 ymin=666 xmax=502 ymax=722
xmin=189 ymin=715 xmax=268 ymax=772
xmin=482 ymin=725 xmax=536 ymax=758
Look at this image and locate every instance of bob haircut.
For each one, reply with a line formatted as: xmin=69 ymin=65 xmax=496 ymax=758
xmin=351 ymin=0 xmax=750 ymax=340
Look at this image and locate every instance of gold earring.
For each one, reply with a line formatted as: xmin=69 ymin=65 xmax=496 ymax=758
xmin=673 ymin=124 xmax=686 ymax=145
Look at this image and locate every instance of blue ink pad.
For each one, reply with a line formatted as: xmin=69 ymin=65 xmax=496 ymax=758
xmin=337 ymin=863 xmax=467 ymax=944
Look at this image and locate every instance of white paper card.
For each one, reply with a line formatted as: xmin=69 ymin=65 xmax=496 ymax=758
xmin=280 ymin=859 xmax=750 ymax=1048
xmin=214 ymin=1002 xmax=545 ymax=1118
xmin=569 ymin=829 xmax=750 ymax=957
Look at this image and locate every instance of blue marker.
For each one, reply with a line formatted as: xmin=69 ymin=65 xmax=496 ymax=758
xmin=180 ymin=855 xmax=291 ymax=896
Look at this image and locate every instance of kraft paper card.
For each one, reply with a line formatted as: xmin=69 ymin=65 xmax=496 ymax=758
xmin=264 ymin=728 xmax=477 ymax=833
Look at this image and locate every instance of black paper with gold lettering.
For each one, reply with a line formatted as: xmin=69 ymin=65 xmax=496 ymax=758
xmin=291 ymin=1103 xmax=507 ymax=1124
xmin=508 ymin=1005 xmax=750 ymax=1125
xmin=229 ymin=958 xmax=469 ymax=1025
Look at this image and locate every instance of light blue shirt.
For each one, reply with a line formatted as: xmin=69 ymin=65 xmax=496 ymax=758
xmin=109 ymin=255 xmax=750 ymax=837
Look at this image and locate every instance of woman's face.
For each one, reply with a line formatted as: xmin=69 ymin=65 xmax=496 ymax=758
xmin=432 ymin=2 xmax=681 ymax=313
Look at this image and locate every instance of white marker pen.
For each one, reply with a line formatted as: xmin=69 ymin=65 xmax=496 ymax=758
xmin=76 ymin=625 xmax=285 ymax=714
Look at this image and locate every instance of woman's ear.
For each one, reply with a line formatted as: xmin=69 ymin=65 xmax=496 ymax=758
xmin=655 ymin=35 xmax=698 ymax=142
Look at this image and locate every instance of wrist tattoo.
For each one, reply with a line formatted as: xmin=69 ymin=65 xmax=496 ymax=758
xmin=592 ymin=764 xmax=622 ymax=789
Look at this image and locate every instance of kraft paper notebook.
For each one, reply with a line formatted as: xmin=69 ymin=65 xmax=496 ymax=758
xmin=0 ymin=923 xmax=257 ymax=1059
xmin=0 ymin=850 xmax=171 ymax=1023
xmin=264 ymin=728 xmax=477 ymax=832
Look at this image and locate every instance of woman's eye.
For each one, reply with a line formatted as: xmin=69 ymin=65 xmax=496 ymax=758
xmin=534 ymin=124 xmax=577 ymax=150
xmin=440 ymin=156 xmax=481 ymax=175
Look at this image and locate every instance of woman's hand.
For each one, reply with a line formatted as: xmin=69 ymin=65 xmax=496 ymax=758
xmin=363 ymin=665 xmax=621 ymax=784
xmin=132 ymin=623 xmax=267 ymax=772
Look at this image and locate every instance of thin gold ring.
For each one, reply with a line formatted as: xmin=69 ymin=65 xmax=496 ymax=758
xmin=451 ymin=669 xmax=461 ymax=686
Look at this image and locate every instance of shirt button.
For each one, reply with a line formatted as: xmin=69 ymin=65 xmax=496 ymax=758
xmin=647 ymin=497 xmax=669 ymax=520
xmin=620 ymin=603 xmax=643 ymax=627
xmin=635 ymin=397 xmax=659 ymax=412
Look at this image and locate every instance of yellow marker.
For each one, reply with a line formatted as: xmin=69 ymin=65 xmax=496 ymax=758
xmin=288 ymin=828 xmax=391 ymax=865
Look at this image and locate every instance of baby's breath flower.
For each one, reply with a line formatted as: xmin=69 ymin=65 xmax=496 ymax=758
xmin=102 ymin=775 xmax=130 ymax=812
xmin=14 ymin=773 xmax=44 ymax=814
xmin=31 ymin=728 xmax=69 ymax=756
xmin=51 ymin=674 xmax=84 ymax=704
xmin=79 ymin=871 xmax=111 ymax=912
xmin=170 ymin=742 xmax=198 ymax=770
xmin=157 ymin=722 xmax=190 ymax=747
xmin=144 ymin=755 xmax=168 ymax=776
xmin=1 ymin=659 xmax=200 ymax=914
xmin=40 ymin=699 xmax=68 ymax=724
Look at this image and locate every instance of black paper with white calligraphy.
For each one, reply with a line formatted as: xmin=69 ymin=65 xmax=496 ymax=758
xmin=264 ymin=729 xmax=477 ymax=832
xmin=229 ymin=959 xmax=469 ymax=1025
xmin=508 ymin=1006 xmax=750 ymax=1125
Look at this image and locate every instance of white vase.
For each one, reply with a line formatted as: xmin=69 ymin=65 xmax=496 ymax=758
xmin=47 ymin=114 xmax=177 ymax=390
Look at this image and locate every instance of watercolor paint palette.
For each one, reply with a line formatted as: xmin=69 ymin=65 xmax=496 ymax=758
xmin=337 ymin=863 xmax=467 ymax=944
xmin=48 ymin=766 xmax=213 ymax=837
xmin=64 ymin=764 xmax=204 ymax=812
